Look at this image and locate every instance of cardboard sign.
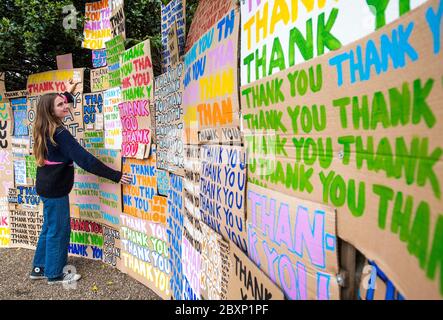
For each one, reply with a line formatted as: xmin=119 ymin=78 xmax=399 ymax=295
xmin=13 ymin=160 xmax=27 ymax=185
xmin=247 ymin=183 xmax=339 ymax=300
xmin=103 ymin=87 xmax=123 ymax=149
xmin=71 ymin=132 xmax=103 ymax=222
xmin=3 ymin=90 xmax=28 ymax=100
xmin=200 ymin=223 xmax=230 ymax=300
xmin=10 ymin=186 xmax=41 ymax=209
xmin=7 ymin=188 xmax=18 ymax=205
xmin=82 ymin=0 xmax=113 ymax=49
xmin=185 ymin=0 xmax=235 ymax=53
xmin=69 ymin=218 xmax=104 ymax=260
xmin=71 ymin=131 xmax=122 ymax=227
xmin=181 ymin=233 xmax=202 ymax=299
xmin=0 ymin=72 xmax=5 ymax=94
xmin=105 ymin=35 xmax=125 ymax=88
xmin=102 ymin=225 xmax=123 ymax=269
xmin=10 ymin=97 xmax=28 ymax=136
xmin=155 ymin=62 xmax=185 ymax=175
xmin=0 ymin=211 xmax=11 ymax=247
xmin=121 ymin=149 xmax=171 ymax=299
xmin=25 ymin=155 xmax=36 ymax=180
xmin=8 ymin=206 xmax=43 ymax=249
xmin=240 ymin=0 xmax=427 ymax=85
xmin=359 ymin=259 xmax=405 ymax=300
xmin=227 ymin=238 xmax=285 ymax=300
xmin=180 ymin=144 xmax=203 ymax=300
xmin=184 ymin=144 xmax=200 ymax=226
xmin=92 ymin=49 xmax=107 ymax=68
xmin=161 ymin=0 xmax=185 ymax=71
xmin=97 ymin=147 xmax=122 ymax=228
xmin=242 ymin=0 xmax=443 ymax=299
xmin=183 ymin=8 xmax=241 ymax=144
xmin=0 ymin=102 xmax=13 ymax=247
xmin=11 ymin=137 xmax=30 ymax=159
xmin=157 ymin=169 xmax=169 ymax=197
xmin=120 ymin=212 xmax=172 ymax=299
xmin=27 ymin=69 xmax=85 ymax=141
xmin=167 ymin=173 xmax=185 ymax=300
xmin=119 ymin=39 xmax=154 ymax=158
xmin=122 ymin=154 xmax=166 ymax=223
xmin=83 ymin=92 xmax=104 ymax=130
xmin=110 ymin=0 xmax=126 ymax=39
xmin=56 ymin=53 xmax=74 ymax=70
xmin=199 ymin=145 xmax=248 ymax=253
xmin=91 ymin=67 xmax=110 ymax=92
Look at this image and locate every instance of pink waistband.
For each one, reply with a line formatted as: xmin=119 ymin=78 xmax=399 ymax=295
xmin=44 ymin=160 xmax=73 ymax=166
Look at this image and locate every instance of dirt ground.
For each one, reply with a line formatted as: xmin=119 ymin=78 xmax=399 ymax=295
xmin=0 ymin=247 xmax=161 ymax=300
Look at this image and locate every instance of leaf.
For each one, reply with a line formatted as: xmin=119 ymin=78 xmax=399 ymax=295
xmin=91 ymin=284 xmax=98 ymax=292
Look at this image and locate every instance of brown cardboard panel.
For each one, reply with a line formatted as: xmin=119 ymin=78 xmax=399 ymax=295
xmin=167 ymin=21 xmax=180 ymax=68
xmin=10 ymin=98 xmax=29 ymax=138
xmin=27 ymin=69 xmax=85 ymax=142
xmin=200 ymin=223 xmax=230 ymax=300
xmin=227 ymin=237 xmax=285 ymax=300
xmin=27 ymin=69 xmax=84 ymax=95
xmin=200 ymin=145 xmax=248 ymax=253
xmin=120 ymin=213 xmax=172 ymax=299
xmin=239 ymin=0 xmax=427 ymax=86
xmin=180 ymin=143 xmax=205 ymax=300
xmin=102 ymin=224 xmax=124 ymax=270
xmin=154 ymin=63 xmax=185 ymax=176
xmin=119 ymin=40 xmax=154 ymax=158
xmin=185 ymin=0 xmax=235 ymax=53
xmin=71 ymin=131 xmax=104 ymax=224
xmin=92 ymin=49 xmax=107 ymax=68
xmin=105 ymin=35 xmax=125 ymax=88
xmin=0 ymin=103 xmax=14 ymax=247
xmin=122 ymin=153 xmax=165 ymax=223
xmin=183 ymin=7 xmax=241 ymax=145
xmin=0 ymin=72 xmax=5 ymax=94
xmin=247 ymin=183 xmax=339 ymax=300
xmin=241 ymin=1 xmax=443 ymax=299
xmin=358 ymin=259 xmax=405 ymax=300
xmin=3 ymin=90 xmax=29 ymax=100
xmin=83 ymin=92 xmax=104 ymax=131
xmin=69 ymin=217 xmax=104 ymax=260
xmin=82 ymin=0 xmax=113 ymax=49
xmin=184 ymin=144 xmax=200 ymax=220
xmin=91 ymin=68 xmax=110 ymax=92
xmin=8 ymin=204 xmax=43 ymax=249
xmin=120 ymin=150 xmax=171 ymax=299
xmin=70 ymin=131 xmax=122 ymax=229
xmin=110 ymin=0 xmax=125 ymax=40
xmin=103 ymin=87 xmax=123 ymax=149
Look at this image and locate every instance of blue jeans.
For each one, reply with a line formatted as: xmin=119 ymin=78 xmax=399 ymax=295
xmin=33 ymin=195 xmax=71 ymax=279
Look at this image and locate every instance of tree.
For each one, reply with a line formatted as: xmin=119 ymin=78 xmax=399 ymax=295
xmin=0 ymin=0 xmax=198 ymax=91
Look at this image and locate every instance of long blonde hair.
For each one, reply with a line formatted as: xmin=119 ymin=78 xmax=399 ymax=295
xmin=33 ymin=93 xmax=64 ymax=166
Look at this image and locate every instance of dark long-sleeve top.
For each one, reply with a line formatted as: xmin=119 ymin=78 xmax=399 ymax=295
xmin=35 ymin=93 xmax=122 ymax=198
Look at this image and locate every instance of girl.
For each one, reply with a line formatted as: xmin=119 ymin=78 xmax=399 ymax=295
xmin=29 ymin=80 xmax=131 ymax=285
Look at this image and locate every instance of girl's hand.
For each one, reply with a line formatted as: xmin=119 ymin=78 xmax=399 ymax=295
xmin=120 ymin=173 xmax=133 ymax=185
xmin=66 ymin=78 xmax=80 ymax=93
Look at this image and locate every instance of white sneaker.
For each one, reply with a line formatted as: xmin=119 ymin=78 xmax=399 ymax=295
xmin=47 ymin=272 xmax=81 ymax=285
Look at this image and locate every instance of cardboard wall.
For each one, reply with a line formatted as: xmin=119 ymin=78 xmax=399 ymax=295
xmin=241 ymin=0 xmax=443 ymax=299
xmin=2 ymin=0 xmax=442 ymax=301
